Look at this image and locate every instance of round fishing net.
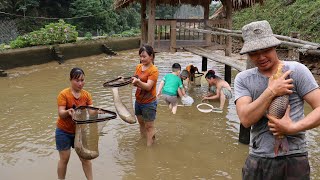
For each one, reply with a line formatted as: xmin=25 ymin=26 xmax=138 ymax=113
xmin=103 ymin=76 xmax=133 ymax=87
xmin=73 ymin=106 xmax=117 ymax=160
xmin=103 ymin=76 xmax=137 ymax=124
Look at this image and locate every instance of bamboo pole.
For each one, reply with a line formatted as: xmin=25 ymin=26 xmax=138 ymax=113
xmin=207 ymin=26 xmax=320 ymax=47
xmin=179 ymin=27 xmax=320 ymax=55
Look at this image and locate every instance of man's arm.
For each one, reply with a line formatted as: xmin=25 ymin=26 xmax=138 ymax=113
xmin=236 ymin=89 xmax=275 ymax=128
xmin=203 ymin=86 xmax=221 ymax=100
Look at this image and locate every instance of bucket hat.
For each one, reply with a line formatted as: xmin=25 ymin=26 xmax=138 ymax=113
xmin=240 ymin=20 xmax=281 ymax=55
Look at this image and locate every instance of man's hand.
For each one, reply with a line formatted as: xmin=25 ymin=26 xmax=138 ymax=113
xmin=267 ymin=105 xmax=297 ymax=135
xmin=268 ymin=70 xmax=294 ymax=96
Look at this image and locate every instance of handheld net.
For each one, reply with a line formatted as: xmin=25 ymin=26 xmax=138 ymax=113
xmin=103 ymin=76 xmax=133 ymax=87
xmin=103 ymin=77 xmax=137 ymax=124
xmin=73 ymin=106 xmax=117 ymax=160
xmin=196 ymin=103 xmax=223 ymax=113
xmin=181 ymin=95 xmax=194 ymax=106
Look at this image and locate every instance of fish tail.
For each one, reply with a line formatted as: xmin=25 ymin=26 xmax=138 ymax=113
xmin=274 ymin=138 xmax=281 ymax=156
xmin=274 ymin=137 xmax=289 ymax=156
xmin=280 ymin=138 xmax=289 ymax=153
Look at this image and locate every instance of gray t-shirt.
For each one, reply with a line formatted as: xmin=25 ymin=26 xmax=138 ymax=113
xmin=234 ymin=61 xmax=319 ymax=158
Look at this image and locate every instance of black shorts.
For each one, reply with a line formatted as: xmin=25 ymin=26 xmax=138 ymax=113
xmin=242 ymin=153 xmax=310 ymax=180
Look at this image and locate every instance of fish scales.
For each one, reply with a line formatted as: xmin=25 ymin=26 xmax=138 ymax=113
xmin=267 ymin=63 xmax=289 ymax=156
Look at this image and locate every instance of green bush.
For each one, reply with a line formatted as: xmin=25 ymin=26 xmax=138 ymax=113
xmin=84 ymin=32 xmax=93 ymax=40
xmin=10 ymin=36 xmax=29 ymax=48
xmin=0 ymin=43 xmax=6 ymax=51
xmin=9 ymin=19 xmax=78 ymax=48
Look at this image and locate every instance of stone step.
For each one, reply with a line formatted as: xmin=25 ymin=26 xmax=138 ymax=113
xmin=101 ymin=44 xmax=117 ymax=56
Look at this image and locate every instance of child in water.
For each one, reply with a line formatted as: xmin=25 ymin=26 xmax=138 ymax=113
xmin=157 ymin=63 xmax=186 ymax=114
xmin=202 ymin=70 xmax=232 ymax=112
xmin=180 ymin=69 xmax=190 ymax=91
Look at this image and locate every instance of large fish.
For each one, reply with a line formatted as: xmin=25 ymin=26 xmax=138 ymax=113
xmin=268 ymin=63 xmax=289 ymax=156
xmin=111 ymin=87 xmax=137 ymax=124
xmin=74 ymin=108 xmax=99 ymax=160
xmin=74 ymin=124 xmax=99 ymax=160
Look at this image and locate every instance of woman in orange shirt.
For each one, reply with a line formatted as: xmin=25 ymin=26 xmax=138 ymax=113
xmin=132 ymin=45 xmax=159 ymax=146
xmin=55 ymin=67 xmax=93 ymax=180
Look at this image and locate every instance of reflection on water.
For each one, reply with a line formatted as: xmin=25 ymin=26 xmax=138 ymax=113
xmin=0 ymin=50 xmax=319 ymax=179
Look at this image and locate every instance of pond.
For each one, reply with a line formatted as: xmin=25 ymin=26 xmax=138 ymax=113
xmin=0 ymin=49 xmax=319 ymax=179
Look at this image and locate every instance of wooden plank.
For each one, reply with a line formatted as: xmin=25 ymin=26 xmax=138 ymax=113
xmin=184 ymin=47 xmax=246 ymax=72
xmin=170 ymin=21 xmax=177 ymax=52
xmin=147 ymin=0 xmax=156 ymax=47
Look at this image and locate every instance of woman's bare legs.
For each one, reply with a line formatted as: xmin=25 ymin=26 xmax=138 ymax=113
xmin=145 ymin=121 xmax=155 ymax=146
xmin=57 ymin=150 xmax=71 ymax=179
xmin=79 ymin=157 xmax=93 ymax=180
xmin=137 ymin=115 xmax=146 ymax=137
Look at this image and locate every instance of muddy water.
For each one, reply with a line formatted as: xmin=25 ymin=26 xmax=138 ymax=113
xmin=0 ymin=50 xmax=319 ymax=180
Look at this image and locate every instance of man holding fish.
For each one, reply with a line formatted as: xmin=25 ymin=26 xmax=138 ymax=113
xmin=234 ymin=20 xmax=320 ymax=179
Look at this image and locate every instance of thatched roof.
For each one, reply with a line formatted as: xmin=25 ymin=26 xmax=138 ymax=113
xmin=114 ymin=0 xmax=264 ymax=10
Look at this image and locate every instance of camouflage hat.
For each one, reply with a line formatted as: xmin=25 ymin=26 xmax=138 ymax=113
xmin=240 ymin=20 xmax=281 ymax=55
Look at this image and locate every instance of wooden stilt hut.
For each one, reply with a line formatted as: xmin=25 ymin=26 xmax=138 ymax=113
xmin=114 ymin=0 xmax=264 ymax=53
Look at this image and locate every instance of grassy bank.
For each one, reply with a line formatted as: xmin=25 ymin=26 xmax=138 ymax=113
xmin=233 ymin=0 xmax=320 ymax=43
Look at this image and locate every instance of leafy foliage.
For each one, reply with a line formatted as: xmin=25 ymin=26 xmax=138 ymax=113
xmin=10 ymin=20 xmax=78 ymax=48
xmin=70 ymin=0 xmax=140 ymax=36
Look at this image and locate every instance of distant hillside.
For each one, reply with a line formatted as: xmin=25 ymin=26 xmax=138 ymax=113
xmin=232 ymin=0 xmax=320 ymax=43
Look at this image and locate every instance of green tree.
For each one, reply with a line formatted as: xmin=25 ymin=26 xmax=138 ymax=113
xmin=70 ymin=0 xmax=105 ymax=35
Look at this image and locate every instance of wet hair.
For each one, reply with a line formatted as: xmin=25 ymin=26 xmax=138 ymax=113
xmin=139 ymin=45 xmax=155 ymax=59
xmin=70 ymin=67 xmax=85 ymax=80
xmin=172 ymin=63 xmax=181 ymax=72
xmin=205 ymin=70 xmax=216 ymax=79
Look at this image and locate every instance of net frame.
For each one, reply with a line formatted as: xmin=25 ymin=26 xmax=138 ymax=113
xmin=103 ymin=76 xmax=133 ymax=88
xmin=73 ymin=106 xmax=117 ymax=124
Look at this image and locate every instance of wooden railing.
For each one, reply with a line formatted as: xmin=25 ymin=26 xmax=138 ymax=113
xmin=150 ymin=19 xmax=229 ymax=52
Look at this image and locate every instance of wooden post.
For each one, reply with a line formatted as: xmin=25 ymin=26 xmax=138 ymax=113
xmin=204 ymin=2 xmax=211 ymax=46
xmin=288 ymin=32 xmax=300 ymax=61
xmin=224 ymin=0 xmax=232 ymax=87
xmin=225 ymin=65 xmax=231 ymax=84
xmin=202 ymin=56 xmax=207 ymax=72
xmin=140 ymin=0 xmax=147 ymax=46
xmin=147 ymin=0 xmax=156 ymax=47
xmin=225 ymin=0 xmax=232 ymax=57
xmin=170 ymin=20 xmax=177 ymax=53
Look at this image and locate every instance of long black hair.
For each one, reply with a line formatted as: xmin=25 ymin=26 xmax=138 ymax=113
xmin=205 ymin=70 xmax=216 ymax=79
xmin=70 ymin=67 xmax=85 ymax=80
